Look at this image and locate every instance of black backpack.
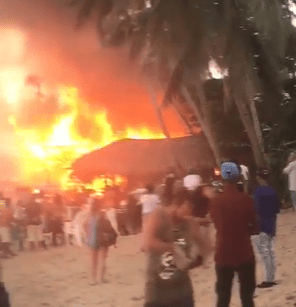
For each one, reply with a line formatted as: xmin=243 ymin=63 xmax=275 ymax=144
xmin=97 ymin=218 xmax=118 ymax=247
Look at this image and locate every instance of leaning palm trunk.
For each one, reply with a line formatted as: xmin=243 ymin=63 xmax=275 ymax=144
xmin=148 ymin=82 xmax=187 ymax=175
xmin=181 ymin=86 xmax=222 ymax=166
xmin=161 ymin=56 xmax=222 ymax=166
xmin=232 ymin=86 xmax=265 ymax=167
xmin=246 ymin=75 xmax=264 ymax=153
xmin=147 ymin=82 xmax=171 ymax=139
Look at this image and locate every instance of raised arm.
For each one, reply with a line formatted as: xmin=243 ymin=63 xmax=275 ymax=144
xmin=283 ymin=161 xmax=296 ymax=174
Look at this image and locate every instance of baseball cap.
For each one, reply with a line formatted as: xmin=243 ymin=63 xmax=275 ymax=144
xmin=183 ymin=174 xmax=201 ymax=191
xmin=221 ymin=162 xmax=241 ymax=180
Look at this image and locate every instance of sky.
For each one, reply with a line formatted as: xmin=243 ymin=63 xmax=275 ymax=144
xmin=0 ymin=0 xmax=184 ymax=133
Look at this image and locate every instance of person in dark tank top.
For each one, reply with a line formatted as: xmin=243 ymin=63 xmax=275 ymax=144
xmin=142 ymin=178 xmax=213 ymax=307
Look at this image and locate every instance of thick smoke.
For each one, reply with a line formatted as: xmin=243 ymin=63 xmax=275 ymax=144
xmin=0 ymin=0 xmax=184 ymax=181
xmin=0 ymin=0 xmax=182 ymax=130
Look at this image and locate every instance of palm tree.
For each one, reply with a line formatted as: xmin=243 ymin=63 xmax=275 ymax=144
xmin=70 ymin=0 xmax=296 ymax=167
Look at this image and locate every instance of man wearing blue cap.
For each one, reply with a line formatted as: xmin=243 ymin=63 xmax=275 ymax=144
xmin=210 ymin=161 xmax=257 ymax=307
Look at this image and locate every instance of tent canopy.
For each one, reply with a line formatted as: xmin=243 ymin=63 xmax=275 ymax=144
xmin=72 ymin=136 xmax=215 ymax=182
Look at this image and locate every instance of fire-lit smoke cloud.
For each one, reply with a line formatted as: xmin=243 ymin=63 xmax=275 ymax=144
xmin=0 ymin=0 xmax=183 ymax=132
xmin=0 ymin=0 xmax=184 ymax=185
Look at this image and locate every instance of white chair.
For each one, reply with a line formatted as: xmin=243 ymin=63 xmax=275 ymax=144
xmin=64 ymin=221 xmax=76 ymax=245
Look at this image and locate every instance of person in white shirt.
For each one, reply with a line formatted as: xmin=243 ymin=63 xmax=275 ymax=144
xmin=141 ymin=184 xmax=160 ymax=216
xmin=72 ymin=204 xmax=90 ymax=247
xmin=140 ymin=184 xmax=160 ymax=236
xmin=283 ymin=152 xmax=296 ymax=211
xmin=240 ymin=164 xmax=250 ymax=194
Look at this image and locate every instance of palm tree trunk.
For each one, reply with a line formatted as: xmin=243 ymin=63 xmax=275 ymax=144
xmin=171 ymin=104 xmax=195 ymax=135
xmin=148 ymin=83 xmax=186 ymax=176
xmin=246 ymin=76 xmax=264 ymax=153
xmin=148 ymin=83 xmax=171 ymax=139
xmin=232 ymin=88 xmax=265 ymax=166
xmin=181 ymin=86 xmax=222 ymax=166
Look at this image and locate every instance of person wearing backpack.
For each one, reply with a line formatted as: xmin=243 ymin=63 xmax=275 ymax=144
xmin=84 ymin=198 xmax=117 ymax=285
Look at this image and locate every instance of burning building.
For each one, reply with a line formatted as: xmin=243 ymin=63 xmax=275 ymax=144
xmin=72 ymin=135 xmax=216 ymax=190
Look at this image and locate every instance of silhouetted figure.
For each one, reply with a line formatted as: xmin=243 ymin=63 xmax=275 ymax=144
xmin=25 ymin=195 xmax=46 ymax=251
xmin=0 ymin=198 xmax=17 ymax=258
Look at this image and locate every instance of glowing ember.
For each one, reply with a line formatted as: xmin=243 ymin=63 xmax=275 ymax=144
xmin=9 ymin=85 xmax=166 ymax=191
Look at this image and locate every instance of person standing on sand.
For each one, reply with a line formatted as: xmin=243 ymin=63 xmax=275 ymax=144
xmin=253 ymin=168 xmax=280 ymax=288
xmin=0 ymin=198 xmax=17 ymax=258
xmin=13 ymin=199 xmax=26 ymax=251
xmin=283 ymin=151 xmax=296 ymax=211
xmin=49 ymin=194 xmax=65 ymax=247
xmin=25 ymin=194 xmax=47 ymax=251
xmin=210 ymin=161 xmax=257 ymax=307
xmin=143 ymin=182 xmax=212 ymax=307
xmin=84 ymin=198 xmax=117 ymax=285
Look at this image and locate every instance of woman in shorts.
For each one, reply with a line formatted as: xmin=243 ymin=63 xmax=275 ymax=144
xmin=85 ymin=198 xmax=117 ymax=285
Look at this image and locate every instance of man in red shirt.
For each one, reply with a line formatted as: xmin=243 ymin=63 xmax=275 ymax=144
xmin=210 ymin=161 xmax=256 ymax=307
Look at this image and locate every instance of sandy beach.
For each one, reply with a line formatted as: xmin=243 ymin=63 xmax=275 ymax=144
xmin=3 ymin=211 xmax=296 ymax=307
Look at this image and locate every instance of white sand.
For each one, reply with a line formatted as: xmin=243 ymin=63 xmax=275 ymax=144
xmin=3 ymin=211 xmax=296 ymax=307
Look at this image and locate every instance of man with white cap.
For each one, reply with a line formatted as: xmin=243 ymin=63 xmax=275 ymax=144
xmin=210 ymin=161 xmax=256 ymax=307
xmin=183 ymin=169 xmax=202 ymax=191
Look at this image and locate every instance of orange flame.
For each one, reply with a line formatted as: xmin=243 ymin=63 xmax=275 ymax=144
xmin=9 ymin=85 xmax=166 ymax=191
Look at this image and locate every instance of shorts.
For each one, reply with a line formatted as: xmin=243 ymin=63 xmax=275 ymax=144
xmin=0 ymin=227 xmax=12 ymax=243
xmin=27 ymin=225 xmax=43 ymax=242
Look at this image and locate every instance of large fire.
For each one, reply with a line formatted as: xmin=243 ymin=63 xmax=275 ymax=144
xmin=0 ymin=28 xmax=183 ymax=192
xmin=7 ymin=85 xmax=166 ymax=191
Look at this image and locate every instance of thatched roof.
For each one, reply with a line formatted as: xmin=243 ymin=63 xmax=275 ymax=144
xmin=72 ymin=135 xmax=215 ymax=182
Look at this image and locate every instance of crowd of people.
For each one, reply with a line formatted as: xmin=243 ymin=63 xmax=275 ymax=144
xmin=0 ymin=192 xmax=65 ymax=258
xmin=80 ymin=157 xmax=290 ymax=307
xmin=1 ymin=153 xmax=296 ymax=307
xmin=139 ymin=160 xmax=283 ymax=307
